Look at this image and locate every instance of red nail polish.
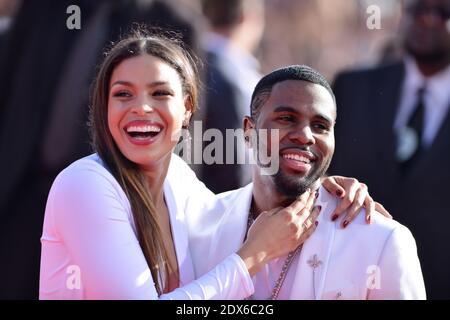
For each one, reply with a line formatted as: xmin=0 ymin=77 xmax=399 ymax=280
xmin=315 ymin=221 xmax=319 ymax=227
xmin=336 ymin=190 xmax=343 ymax=197
xmin=331 ymin=213 xmax=339 ymax=221
xmin=315 ymin=191 xmax=319 ymax=199
xmin=343 ymin=220 xmax=349 ymax=228
xmin=366 ymin=215 xmax=371 ymax=224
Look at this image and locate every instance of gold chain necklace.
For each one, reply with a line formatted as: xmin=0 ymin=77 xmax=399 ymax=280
xmin=246 ymin=213 xmax=303 ymax=300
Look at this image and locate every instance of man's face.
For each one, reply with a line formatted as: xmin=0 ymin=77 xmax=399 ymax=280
xmin=246 ymin=80 xmax=336 ymax=199
xmin=403 ymin=0 xmax=450 ymax=62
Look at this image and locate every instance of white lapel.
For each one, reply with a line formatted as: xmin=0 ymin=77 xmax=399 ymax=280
xmin=289 ymin=186 xmax=337 ymax=300
xmin=164 ymin=166 xmax=196 ymax=286
xmin=206 ymin=184 xmax=254 ymax=271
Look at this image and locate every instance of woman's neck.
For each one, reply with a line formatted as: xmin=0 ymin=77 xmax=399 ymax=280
xmin=141 ymin=154 xmax=171 ymax=208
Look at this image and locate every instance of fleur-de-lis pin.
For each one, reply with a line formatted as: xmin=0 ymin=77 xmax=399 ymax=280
xmin=307 ymin=254 xmax=323 ymax=270
xmin=307 ymin=254 xmax=323 ymax=299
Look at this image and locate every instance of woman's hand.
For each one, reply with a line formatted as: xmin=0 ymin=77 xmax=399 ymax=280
xmin=322 ymin=176 xmax=393 ymax=228
xmin=237 ymin=190 xmax=321 ymax=276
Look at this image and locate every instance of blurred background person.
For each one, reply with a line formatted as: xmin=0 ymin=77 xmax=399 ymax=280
xmin=330 ymin=0 xmax=450 ymax=299
xmin=195 ymin=0 xmax=402 ymax=194
xmin=196 ymin=0 xmax=265 ymax=193
xmin=0 ymin=0 xmax=201 ymax=299
xmin=0 ymin=0 xmax=19 ymax=55
xmin=260 ymin=0 xmax=402 ymax=78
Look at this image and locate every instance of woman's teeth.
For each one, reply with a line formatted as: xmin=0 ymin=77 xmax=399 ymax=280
xmin=126 ymin=125 xmax=161 ymax=138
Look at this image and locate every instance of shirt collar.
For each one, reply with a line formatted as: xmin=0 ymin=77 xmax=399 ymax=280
xmin=404 ymin=56 xmax=426 ymax=91
xmin=201 ymin=31 xmax=260 ymax=72
xmin=404 ymin=55 xmax=450 ymax=108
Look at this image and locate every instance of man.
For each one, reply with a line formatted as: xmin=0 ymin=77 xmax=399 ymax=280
xmin=329 ymin=0 xmax=450 ymax=299
xmin=197 ymin=0 xmax=265 ymax=193
xmin=186 ymin=65 xmax=425 ymax=299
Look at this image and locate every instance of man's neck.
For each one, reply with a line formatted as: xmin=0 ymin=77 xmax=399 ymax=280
xmin=415 ymin=57 xmax=450 ymax=77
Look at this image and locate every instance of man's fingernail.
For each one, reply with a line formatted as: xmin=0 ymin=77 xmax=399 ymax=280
xmin=315 ymin=221 xmax=319 ymax=227
xmin=343 ymin=220 xmax=349 ymax=228
xmin=331 ymin=213 xmax=339 ymax=221
xmin=336 ymin=190 xmax=343 ymax=197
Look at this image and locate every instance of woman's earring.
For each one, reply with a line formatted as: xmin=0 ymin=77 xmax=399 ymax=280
xmin=174 ymin=123 xmax=192 ymax=161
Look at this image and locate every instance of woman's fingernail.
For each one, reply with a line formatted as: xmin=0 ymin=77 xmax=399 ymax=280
xmin=331 ymin=213 xmax=339 ymax=221
xmin=336 ymin=190 xmax=343 ymax=197
xmin=342 ymin=220 xmax=349 ymax=228
xmin=315 ymin=191 xmax=319 ymax=199
xmin=315 ymin=221 xmax=319 ymax=227
xmin=316 ymin=205 xmax=322 ymax=212
xmin=366 ymin=215 xmax=372 ymax=224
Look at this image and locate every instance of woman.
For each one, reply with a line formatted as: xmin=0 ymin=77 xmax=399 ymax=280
xmin=39 ymin=29 xmax=388 ymax=300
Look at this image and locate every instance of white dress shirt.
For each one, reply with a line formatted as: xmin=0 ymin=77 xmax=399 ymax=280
xmin=394 ymin=56 xmax=450 ymax=148
xmin=251 ymin=246 xmax=299 ymax=299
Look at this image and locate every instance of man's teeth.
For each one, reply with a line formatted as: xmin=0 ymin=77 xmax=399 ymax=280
xmin=283 ymin=154 xmax=311 ymax=163
xmin=126 ymin=125 xmax=161 ymax=133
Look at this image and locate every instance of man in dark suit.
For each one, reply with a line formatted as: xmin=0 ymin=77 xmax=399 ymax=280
xmin=329 ymin=0 xmax=450 ymax=299
xmin=198 ymin=0 xmax=264 ymax=193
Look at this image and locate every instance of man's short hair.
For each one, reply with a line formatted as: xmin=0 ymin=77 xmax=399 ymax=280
xmin=250 ymin=65 xmax=335 ymax=119
xmin=201 ymin=0 xmax=244 ymax=28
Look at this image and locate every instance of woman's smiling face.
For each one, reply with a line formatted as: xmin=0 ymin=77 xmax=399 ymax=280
xmin=107 ymin=54 xmax=191 ymax=169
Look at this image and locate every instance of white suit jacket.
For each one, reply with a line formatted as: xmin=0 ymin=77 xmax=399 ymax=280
xmin=40 ymin=154 xmax=254 ymax=299
xmin=186 ymin=183 xmax=426 ymax=300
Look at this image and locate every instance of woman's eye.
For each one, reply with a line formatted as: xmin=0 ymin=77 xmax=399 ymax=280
xmin=113 ymin=91 xmax=132 ymax=98
xmin=153 ymin=90 xmax=171 ymax=97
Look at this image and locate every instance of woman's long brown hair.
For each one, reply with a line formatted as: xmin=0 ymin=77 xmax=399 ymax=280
xmin=89 ymin=28 xmax=199 ymax=295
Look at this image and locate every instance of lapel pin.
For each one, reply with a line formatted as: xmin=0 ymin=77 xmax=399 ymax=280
xmin=307 ymin=254 xmax=323 ymax=269
xmin=307 ymin=254 xmax=323 ymax=299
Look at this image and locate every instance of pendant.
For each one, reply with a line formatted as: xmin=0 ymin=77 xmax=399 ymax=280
xmin=396 ymin=126 xmax=419 ymax=162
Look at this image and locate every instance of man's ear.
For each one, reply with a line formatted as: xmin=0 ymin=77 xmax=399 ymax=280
xmin=243 ymin=116 xmax=255 ymax=146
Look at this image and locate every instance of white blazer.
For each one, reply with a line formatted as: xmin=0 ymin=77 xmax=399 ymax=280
xmin=39 ymin=154 xmax=254 ymax=300
xmin=186 ymin=183 xmax=426 ymax=300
